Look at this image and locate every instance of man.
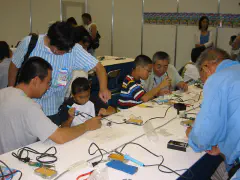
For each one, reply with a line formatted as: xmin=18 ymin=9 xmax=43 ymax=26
xmin=82 ymin=13 xmax=98 ymax=56
xmin=142 ymin=51 xmax=188 ymax=95
xmin=0 ymin=57 xmax=102 ymax=155
xmin=8 ymin=21 xmax=110 ymax=125
xmin=0 ymin=41 xmax=12 ymax=89
xmin=186 ymin=48 xmax=240 ymax=179
xmin=231 ymin=33 xmax=240 ymax=61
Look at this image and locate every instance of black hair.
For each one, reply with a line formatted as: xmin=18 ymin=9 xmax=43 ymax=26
xmin=0 ymin=41 xmax=10 ymax=60
xmin=133 ymin=55 xmax=152 ymax=69
xmin=71 ymin=77 xmax=90 ymax=95
xmin=18 ymin=57 xmax=52 ymax=84
xmin=191 ymin=46 xmax=206 ymax=63
xmin=47 ymin=21 xmax=75 ymax=52
xmin=199 ymin=16 xmax=209 ymax=30
xmin=152 ymin=51 xmax=170 ymax=63
xmin=73 ymin=26 xmax=91 ymax=44
xmin=66 ymin=17 xmax=77 ymax=26
xmin=82 ymin=13 xmax=92 ymax=21
xmin=230 ymin=35 xmax=237 ymax=42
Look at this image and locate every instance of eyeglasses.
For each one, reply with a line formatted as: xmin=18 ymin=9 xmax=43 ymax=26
xmin=143 ymin=68 xmax=152 ymax=74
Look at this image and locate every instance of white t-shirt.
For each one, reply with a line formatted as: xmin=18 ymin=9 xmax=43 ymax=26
xmin=71 ymin=101 xmax=95 ymax=127
xmin=184 ymin=62 xmax=200 ymax=82
xmin=0 ymin=87 xmax=58 ymax=154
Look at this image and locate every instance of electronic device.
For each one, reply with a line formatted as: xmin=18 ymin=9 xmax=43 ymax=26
xmin=180 ymin=120 xmax=194 ymax=127
xmin=106 ymin=160 xmax=138 ymax=175
xmin=34 ymin=167 xmax=58 ymax=179
xmin=167 ymin=140 xmax=188 ymax=152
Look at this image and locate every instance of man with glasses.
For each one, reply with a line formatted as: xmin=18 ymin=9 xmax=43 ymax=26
xmin=8 ymin=22 xmax=110 ymax=125
xmin=142 ymin=51 xmax=188 ymax=95
xmin=186 ymin=48 xmax=240 ymax=180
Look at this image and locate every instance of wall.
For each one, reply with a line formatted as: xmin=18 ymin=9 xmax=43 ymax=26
xmin=0 ymin=0 xmax=239 ymax=63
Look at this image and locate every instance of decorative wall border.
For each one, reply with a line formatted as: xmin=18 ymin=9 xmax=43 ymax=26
xmin=144 ymin=12 xmax=240 ymax=28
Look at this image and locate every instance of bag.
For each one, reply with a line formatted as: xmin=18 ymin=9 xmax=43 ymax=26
xmin=15 ymin=34 xmax=38 ymax=86
xmin=91 ymin=31 xmax=101 ymax=50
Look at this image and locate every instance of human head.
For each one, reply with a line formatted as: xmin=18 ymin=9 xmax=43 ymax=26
xmin=71 ymin=77 xmax=91 ymax=105
xmin=82 ymin=13 xmax=92 ymax=25
xmin=196 ymin=48 xmax=230 ymax=83
xmin=18 ymin=57 xmax=52 ymax=98
xmin=133 ymin=55 xmax=152 ymax=80
xmin=66 ymin=17 xmax=77 ymax=27
xmin=0 ymin=41 xmax=11 ymax=61
xmin=199 ymin=16 xmax=209 ymax=31
xmin=73 ymin=26 xmax=91 ymax=50
xmin=152 ymin=51 xmax=170 ymax=77
xmin=191 ymin=46 xmax=206 ymax=63
xmin=47 ymin=21 xmax=75 ymax=55
xmin=229 ymin=35 xmax=237 ymax=46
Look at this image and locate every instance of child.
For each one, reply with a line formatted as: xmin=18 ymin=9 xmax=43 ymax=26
xmin=118 ymin=55 xmax=171 ymax=109
xmin=59 ymin=77 xmax=116 ymax=127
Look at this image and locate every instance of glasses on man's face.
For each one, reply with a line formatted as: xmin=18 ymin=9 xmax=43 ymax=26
xmin=155 ymin=64 xmax=168 ymax=70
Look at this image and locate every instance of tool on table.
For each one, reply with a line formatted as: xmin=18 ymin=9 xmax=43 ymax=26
xmin=125 ymin=115 xmax=143 ymax=126
xmin=167 ymin=140 xmax=188 ymax=152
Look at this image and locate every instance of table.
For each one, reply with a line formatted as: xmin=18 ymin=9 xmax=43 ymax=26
xmin=0 ymin=86 xmax=219 ymax=180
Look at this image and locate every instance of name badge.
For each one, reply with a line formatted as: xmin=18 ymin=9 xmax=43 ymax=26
xmin=56 ymin=68 xmax=68 ymax=87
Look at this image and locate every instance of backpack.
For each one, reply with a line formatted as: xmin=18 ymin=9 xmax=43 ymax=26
xmin=15 ymin=34 xmax=38 ymax=86
xmin=91 ymin=31 xmax=101 ymax=50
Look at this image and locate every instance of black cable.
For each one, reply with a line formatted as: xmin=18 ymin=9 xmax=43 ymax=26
xmin=12 ymin=146 xmax=57 ymax=164
xmin=88 ymin=143 xmax=110 ymax=167
xmin=143 ymin=106 xmax=172 ymax=125
xmin=118 ymin=142 xmax=194 ymax=179
xmin=78 ymin=112 xmax=126 ymax=125
xmin=0 ymin=160 xmax=22 ymax=180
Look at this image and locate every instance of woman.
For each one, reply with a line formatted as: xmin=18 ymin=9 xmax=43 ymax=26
xmin=0 ymin=41 xmax=12 ymax=89
xmin=195 ymin=16 xmax=213 ymax=48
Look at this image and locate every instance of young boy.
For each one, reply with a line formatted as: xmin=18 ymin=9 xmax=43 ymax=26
xmin=59 ymin=77 xmax=116 ymax=127
xmin=118 ymin=55 xmax=171 ymax=109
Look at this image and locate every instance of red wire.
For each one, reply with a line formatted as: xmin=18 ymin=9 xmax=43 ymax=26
xmin=76 ymin=171 xmax=93 ymax=180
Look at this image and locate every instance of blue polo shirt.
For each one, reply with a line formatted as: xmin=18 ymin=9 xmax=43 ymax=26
xmin=12 ymin=35 xmax=98 ymax=116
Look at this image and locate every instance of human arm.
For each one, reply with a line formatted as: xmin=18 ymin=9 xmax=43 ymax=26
xmin=90 ymin=24 xmax=97 ymax=40
xmin=49 ymin=116 xmax=102 ymax=144
xmin=188 ymin=78 xmax=225 ymax=152
xmin=141 ymin=77 xmax=171 ymax=102
xmin=61 ymin=108 xmax=75 ymax=127
xmin=98 ymin=106 xmax=116 ymax=116
xmin=203 ymin=31 xmax=213 ymax=48
xmin=8 ymin=36 xmax=30 ymax=86
xmin=177 ymin=81 xmax=188 ymax=91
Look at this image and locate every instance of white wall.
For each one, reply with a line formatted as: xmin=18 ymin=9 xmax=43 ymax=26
xmin=0 ymin=0 xmax=29 ymax=47
xmin=143 ymin=0 xmax=177 ymax=65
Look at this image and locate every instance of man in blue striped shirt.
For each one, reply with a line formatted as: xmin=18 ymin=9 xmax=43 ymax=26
xmin=8 ymin=22 xmax=110 ymax=125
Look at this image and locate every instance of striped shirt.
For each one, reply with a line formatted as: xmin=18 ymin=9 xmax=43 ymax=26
xmin=118 ymin=75 xmax=145 ymax=109
xmin=12 ymin=35 xmax=98 ymax=116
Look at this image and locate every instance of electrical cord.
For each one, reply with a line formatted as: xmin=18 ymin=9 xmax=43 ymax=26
xmin=143 ymin=106 xmax=172 ymax=125
xmin=118 ymin=142 xmax=194 ymax=179
xmin=12 ymin=146 xmax=57 ymax=164
xmin=88 ymin=143 xmax=110 ymax=167
xmin=0 ymin=160 xmax=22 ymax=180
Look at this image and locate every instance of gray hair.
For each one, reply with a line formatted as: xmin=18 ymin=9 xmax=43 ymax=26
xmin=152 ymin=51 xmax=170 ymax=64
xmin=196 ymin=48 xmax=230 ymax=71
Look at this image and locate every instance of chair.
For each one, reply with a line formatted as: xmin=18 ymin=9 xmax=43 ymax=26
xmin=107 ymin=69 xmax=121 ymax=93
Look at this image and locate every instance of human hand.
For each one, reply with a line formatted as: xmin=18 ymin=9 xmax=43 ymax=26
xmin=157 ymin=89 xmax=172 ymax=96
xmin=99 ymin=89 xmax=111 ymax=103
xmin=85 ymin=116 xmax=102 ymax=131
xmin=160 ymin=77 xmax=171 ymax=89
xmin=68 ymin=108 xmax=75 ymax=118
xmin=98 ymin=108 xmax=108 ymax=116
xmin=206 ymin=146 xmax=221 ymax=156
xmin=178 ymin=82 xmax=188 ymax=92
xmin=186 ymin=126 xmax=192 ymax=137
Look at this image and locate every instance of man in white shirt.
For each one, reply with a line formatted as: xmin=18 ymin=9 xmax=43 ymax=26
xmin=142 ymin=51 xmax=188 ymax=95
xmin=183 ymin=46 xmax=206 ymax=82
xmin=0 ymin=57 xmax=101 ymax=155
xmin=82 ymin=13 xmax=98 ymax=56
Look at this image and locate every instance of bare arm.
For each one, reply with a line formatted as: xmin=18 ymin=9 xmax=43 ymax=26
xmin=8 ymin=62 xmax=18 ymax=86
xmin=49 ymin=116 xmax=102 ymax=144
xmin=141 ymin=77 xmax=171 ymax=102
xmin=91 ymin=24 xmax=97 ymax=40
